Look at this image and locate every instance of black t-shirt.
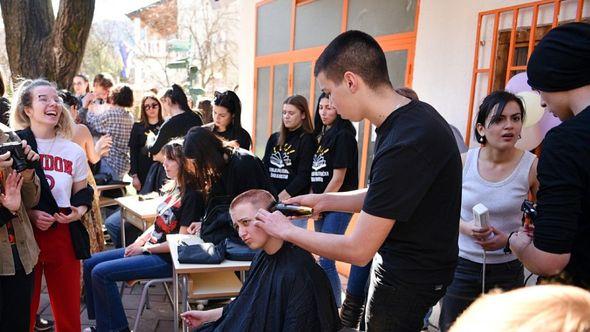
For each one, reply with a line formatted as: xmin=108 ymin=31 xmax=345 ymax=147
xmin=311 ymin=127 xmax=358 ymax=193
xmin=362 ymin=100 xmax=461 ymax=285
xmin=148 ymin=111 xmax=203 ymax=155
xmin=129 ymin=121 xmax=163 ymax=185
xmin=533 ymin=106 xmax=590 ymax=287
xmin=213 ymin=125 xmax=252 ymax=150
xmin=262 ymin=127 xmax=316 ymax=196
xmin=149 ymin=188 xmax=202 ymax=244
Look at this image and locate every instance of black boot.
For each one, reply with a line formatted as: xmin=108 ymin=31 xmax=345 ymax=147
xmin=340 ymin=291 xmax=365 ymax=329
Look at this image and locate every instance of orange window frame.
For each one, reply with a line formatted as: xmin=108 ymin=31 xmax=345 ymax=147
xmin=465 ymin=0 xmax=586 ymax=146
xmin=252 ymin=0 xmax=421 ymax=189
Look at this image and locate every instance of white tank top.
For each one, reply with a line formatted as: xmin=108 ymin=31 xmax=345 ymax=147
xmin=459 ymin=147 xmax=536 ymax=264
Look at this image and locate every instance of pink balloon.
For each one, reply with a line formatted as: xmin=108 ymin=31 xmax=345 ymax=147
xmin=505 ymin=72 xmax=532 ymax=94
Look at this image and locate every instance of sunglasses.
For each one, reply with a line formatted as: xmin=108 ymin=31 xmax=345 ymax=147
xmin=144 ymin=103 xmax=159 ymax=110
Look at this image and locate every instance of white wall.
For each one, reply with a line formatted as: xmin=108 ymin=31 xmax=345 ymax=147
xmin=237 ymin=0 xmax=257 ymax=135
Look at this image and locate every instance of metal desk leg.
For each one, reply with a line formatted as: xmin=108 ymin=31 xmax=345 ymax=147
xmin=240 ymin=270 xmax=246 ymax=282
xmin=173 ymin=269 xmax=179 ymax=332
xmin=120 ymin=207 xmax=126 ymax=247
xmin=182 ymin=275 xmax=188 ymax=332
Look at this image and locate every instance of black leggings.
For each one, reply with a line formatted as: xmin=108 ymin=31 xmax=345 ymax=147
xmin=0 ymin=268 xmax=34 ymax=332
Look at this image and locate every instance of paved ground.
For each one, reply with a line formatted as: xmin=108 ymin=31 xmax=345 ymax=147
xmin=38 ymin=272 xmax=444 ymax=332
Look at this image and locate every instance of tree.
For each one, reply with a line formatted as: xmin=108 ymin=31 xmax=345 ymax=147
xmin=80 ymin=20 xmax=132 ymax=81
xmin=179 ymin=0 xmax=239 ymax=93
xmin=0 ymin=0 xmax=95 ymax=88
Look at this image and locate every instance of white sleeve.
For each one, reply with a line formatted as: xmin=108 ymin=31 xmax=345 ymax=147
xmin=72 ymin=147 xmax=89 ymax=182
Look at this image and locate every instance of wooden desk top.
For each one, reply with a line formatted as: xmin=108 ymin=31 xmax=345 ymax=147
xmin=115 ymin=195 xmax=163 ymax=220
xmin=167 ymin=234 xmax=251 ymax=274
xmin=96 ymin=183 xmax=129 ymax=192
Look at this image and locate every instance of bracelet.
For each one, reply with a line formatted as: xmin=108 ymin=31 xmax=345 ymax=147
xmin=504 ymin=231 xmax=516 ymax=254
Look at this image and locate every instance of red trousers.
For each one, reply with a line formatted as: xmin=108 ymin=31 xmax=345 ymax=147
xmin=30 ymin=223 xmax=81 ymax=332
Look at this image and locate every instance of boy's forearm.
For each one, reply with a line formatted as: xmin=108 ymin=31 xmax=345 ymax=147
xmin=322 ymin=189 xmax=366 ymax=213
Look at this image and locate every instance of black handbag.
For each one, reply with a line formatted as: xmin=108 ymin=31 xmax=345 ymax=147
xmin=225 ymin=238 xmax=259 ymax=261
xmin=177 ymin=242 xmax=226 ymax=264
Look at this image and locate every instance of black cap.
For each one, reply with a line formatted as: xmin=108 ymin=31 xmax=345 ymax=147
xmin=527 ymin=22 xmax=590 ymax=92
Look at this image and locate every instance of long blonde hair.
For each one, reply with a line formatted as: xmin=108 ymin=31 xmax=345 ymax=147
xmin=9 ymin=79 xmax=74 ymax=139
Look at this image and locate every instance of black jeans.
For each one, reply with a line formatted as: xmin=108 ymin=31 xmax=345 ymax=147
xmin=366 ymin=275 xmax=447 ymax=332
xmin=0 ymin=267 xmax=35 ymax=332
xmin=438 ymin=257 xmax=524 ymax=332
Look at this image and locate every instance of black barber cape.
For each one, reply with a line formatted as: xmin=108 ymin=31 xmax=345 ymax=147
xmin=197 ymin=243 xmax=341 ymax=332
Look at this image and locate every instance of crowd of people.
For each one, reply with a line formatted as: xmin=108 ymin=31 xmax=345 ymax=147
xmin=0 ymin=22 xmax=589 ymax=332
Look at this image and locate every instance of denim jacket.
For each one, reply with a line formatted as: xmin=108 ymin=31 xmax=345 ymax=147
xmin=0 ymin=170 xmax=41 ymax=275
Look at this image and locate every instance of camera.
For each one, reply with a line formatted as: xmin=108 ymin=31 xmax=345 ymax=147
xmin=0 ymin=141 xmax=33 ymax=173
xmin=521 ymin=200 xmax=537 ymax=228
xmin=0 ymin=124 xmax=35 ymax=173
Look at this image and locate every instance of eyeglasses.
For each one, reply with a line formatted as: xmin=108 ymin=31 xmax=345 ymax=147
xmin=144 ymin=103 xmax=159 ymax=110
xmin=36 ymin=95 xmax=63 ymax=105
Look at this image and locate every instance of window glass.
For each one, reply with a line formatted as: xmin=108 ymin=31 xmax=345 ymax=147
xmin=295 ymin=0 xmax=343 ymax=49
xmin=272 ymin=64 xmax=290 ymax=133
xmin=257 ymin=0 xmax=291 ymax=55
xmin=255 ymin=67 xmax=271 ymax=156
xmin=347 ymin=0 xmax=417 ymax=37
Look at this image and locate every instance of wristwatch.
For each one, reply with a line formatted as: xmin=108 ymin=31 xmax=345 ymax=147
xmin=142 ymin=247 xmax=152 ymax=255
xmin=504 ymin=231 xmax=516 ymax=254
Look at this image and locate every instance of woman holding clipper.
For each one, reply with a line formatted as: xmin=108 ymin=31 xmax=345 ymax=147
xmin=438 ymin=91 xmax=539 ymax=331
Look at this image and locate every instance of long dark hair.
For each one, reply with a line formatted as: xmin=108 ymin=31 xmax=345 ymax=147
xmin=279 ymin=95 xmax=313 ymax=145
xmin=160 ymin=140 xmax=197 ymax=197
xmin=162 ymin=84 xmax=192 ymax=113
xmin=213 ymin=90 xmax=243 ymax=131
xmin=313 ymin=92 xmax=356 ymax=141
xmin=139 ymin=95 xmax=164 ymax=126
xmin=475 ymin=91 xmax=526 ymax=144
xmin=183 ymin=127 xmax=234 ymax=194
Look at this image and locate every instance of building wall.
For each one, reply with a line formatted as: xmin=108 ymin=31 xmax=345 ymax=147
xmin=412 ymin=0 xmax=588 ymax=142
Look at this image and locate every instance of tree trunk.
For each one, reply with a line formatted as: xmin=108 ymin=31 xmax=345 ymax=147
xmin=0 ymin=0 xmax=95 ymax=89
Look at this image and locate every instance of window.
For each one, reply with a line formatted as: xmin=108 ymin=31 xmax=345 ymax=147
xmin=466 ymin=0 xmax=588 ymax=145
xmin=256 ymin=0 xmax=291 ymax=55
xmin=347 ymin=0 xmax=417 ymax=37
xmin=295 ymin=0 xmax=342 ymax=49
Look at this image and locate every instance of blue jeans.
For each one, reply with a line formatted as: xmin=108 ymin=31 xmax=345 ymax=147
xmin=438 ymin=257 xmax=524 ymax=332
xmin=314 ymin=212 xmax=352 ymax=307
xmin=347 ymin=262 xmax=372 ymax=298
xmin=99 ymin=159 xmax=121 ymax=181
xmin=366 ymin=273 xmax=446 ymax=332
xmin=105 ymin=210 xmax=142 ymax=248
xmin=105 ymin=210 xmax=122 ymax=248
xmin=291 ymin=217 xmax=309 ymax=229
xmin=83 ymin=248 xmax=173 ymax=332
